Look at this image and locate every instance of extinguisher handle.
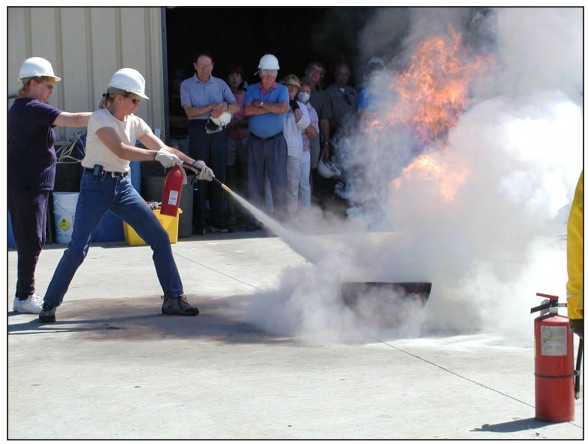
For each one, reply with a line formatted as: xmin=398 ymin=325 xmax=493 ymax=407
xmin=536 ymin=292 xmax=560 ymax=301
xmin=530 ymin=301 xmax=566 ymax=314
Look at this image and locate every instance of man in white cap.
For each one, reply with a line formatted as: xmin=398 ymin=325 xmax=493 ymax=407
xmin=243 ymin=54 xmax=289 ymax=228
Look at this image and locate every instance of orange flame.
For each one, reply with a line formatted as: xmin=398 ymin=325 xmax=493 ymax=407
xmin=366 ymin=26 xmax=491 ymax=202
xmin=395 ymin=26 xmax=490 ymax=147
xmin=366 ymin=26 xmax=493 ymax=149
xmin=392 ymin=154 xmax=470 ymax=202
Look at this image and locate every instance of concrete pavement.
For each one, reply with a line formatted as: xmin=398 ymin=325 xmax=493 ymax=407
xmin=7 ymin=229 xmax=584 ymax=440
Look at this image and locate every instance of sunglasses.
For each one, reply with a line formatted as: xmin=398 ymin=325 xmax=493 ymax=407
xmin=125 ymin=95 xmax=141 ymax=104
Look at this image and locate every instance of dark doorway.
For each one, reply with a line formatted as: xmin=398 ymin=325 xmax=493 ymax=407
xmin=164 ymin=6 xmax=376 ymax=138
xmin=164 ymin=6 xmax=377 ymax=84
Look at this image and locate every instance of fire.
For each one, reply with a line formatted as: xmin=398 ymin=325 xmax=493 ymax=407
xmin=365 ymin=26 xmax=493 ymax=150
xmin=364 ymin=26 xmax=491 ymax=202
xmin=395 ymin=26 xmax=491 ymax=147
xmin=392 ymin=154 xmax=471 ymax=202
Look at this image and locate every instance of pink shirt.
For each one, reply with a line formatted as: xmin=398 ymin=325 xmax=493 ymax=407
xmin=227 ymin=90 xmax=250 ymax=139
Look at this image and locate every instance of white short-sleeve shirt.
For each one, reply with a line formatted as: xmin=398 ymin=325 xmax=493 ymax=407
xmin=82 ymin=108 xmax=151 ymax=172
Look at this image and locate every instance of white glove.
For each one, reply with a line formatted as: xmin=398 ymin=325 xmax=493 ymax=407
xmin=154 ymin=149 xmax=183 ymax=168
xmin=192 ymin=160 xmax=215 ymax=181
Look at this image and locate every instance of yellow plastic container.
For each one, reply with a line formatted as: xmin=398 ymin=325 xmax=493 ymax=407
xmin=123 ymin=208 xmax=182 ymax=246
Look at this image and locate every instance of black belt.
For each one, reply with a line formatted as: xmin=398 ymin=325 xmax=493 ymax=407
xmin=84 ymin=167 xmax=129 ymax=178
xmin=250 ymin=132 xmax=283 ymax=142
xmin=189 ymin=119 xmax=208 ymax=125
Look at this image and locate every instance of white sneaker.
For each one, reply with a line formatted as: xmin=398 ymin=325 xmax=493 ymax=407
xmin=12 ymin=296 xmax=19 ymax=312
xmin=17 ymin=294 xmax=43 ymax=314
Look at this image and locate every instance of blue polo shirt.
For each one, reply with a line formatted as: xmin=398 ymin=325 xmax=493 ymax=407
xmin=180 ymin=74 xmax=236 ymax=120
xmin=244 ymin=82 xmax=289 ymax=138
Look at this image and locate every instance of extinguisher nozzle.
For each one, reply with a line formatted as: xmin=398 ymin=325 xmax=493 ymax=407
xmin=182 ymin=162 xmax=233 ymax=194
xmin=219 ymin=182 xmax=232 ymax=193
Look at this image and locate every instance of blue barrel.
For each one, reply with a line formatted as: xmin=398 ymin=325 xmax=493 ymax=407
xmin=130 ymin=160 xmax=141 ymax=192
xmin=8 ymin=211 xmax=15 ymax=249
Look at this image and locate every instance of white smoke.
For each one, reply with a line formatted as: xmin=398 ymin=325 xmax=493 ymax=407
xmin=246 ymin=7 xmax=583 ymax=345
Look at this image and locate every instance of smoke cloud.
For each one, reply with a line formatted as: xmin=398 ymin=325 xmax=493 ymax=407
xmin=245 ymin=7 xmax=583 ymax=345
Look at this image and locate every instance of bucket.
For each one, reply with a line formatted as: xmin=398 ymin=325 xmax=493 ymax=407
xmin=142 ymin=176 xmax=193 ymax=238
xmin=53 ymin=192 xmax=79 ymax=244
xmin=341 ymin=282 xmax=432 ymax=328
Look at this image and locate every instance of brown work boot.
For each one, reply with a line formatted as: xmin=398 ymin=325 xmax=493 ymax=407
xmin=161 ymin=295 xmax=199 ymax=316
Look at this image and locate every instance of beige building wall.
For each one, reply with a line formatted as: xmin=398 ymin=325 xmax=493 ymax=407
xmin=8 ymin=7 xmax=167 ymax=143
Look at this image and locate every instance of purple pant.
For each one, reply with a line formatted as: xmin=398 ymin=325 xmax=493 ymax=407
xmin=8 ymin=186 xmax=50 ymax=298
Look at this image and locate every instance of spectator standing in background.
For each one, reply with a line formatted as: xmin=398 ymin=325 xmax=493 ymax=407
xmin=225 ymin=64 xmax=250 ymax=226
xmin=303 ymin=62 xmax=333 ymax=207
xmin=357 ymin=57 xmax=385 ymax=118
xmin=180 ymin=53 xmax=237 ymax=235
xmin=243 ymin=54 xmax=289 ymax=228
xmin=280 ymin=74 xmax=310 ymax=215
xmin=298 ymin=78 xmax=319 ymax=210
xmin=325 ymin=61 xmax=358 ymax=140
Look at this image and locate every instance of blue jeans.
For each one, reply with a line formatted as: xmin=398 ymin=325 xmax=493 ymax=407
xmin=43 ymin=172 xmax=184 ymax=307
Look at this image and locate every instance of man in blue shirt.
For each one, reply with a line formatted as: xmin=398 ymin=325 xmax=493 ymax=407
xmin=181 ymin=53 xmax=237 ymax=234
xmin=243 ymin=54 xmax=289 ymax=227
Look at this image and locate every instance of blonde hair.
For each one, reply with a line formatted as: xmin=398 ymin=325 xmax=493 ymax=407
xmin=18 ymin=76 xmax=53 ymax=97
xmin=98 ymin=86 xmax=132 ymax=109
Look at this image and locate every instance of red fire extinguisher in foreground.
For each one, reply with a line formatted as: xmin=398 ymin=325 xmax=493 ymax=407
xmin=530 ymin=293 xmax=575 ymax=422
xmin=160 ymin=165 xmax=184 ymax=217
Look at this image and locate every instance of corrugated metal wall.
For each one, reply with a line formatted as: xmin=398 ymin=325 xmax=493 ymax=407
xmin=8 ymin=7 xmax=167 ymax=143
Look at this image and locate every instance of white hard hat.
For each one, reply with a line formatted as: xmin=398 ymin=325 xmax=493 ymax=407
xmin=108 ymin=68 xmax=149 ymax=99
xmin=366 ymin=57 xmax=385 ymax=71
xmin=258 ymin=54 xmax=280 ymax=71
xmin=18 ymin=57 xmax=61 ymax=81
xmin=317 ymin=158 xmax=342 ymax=179
xmin=211 ymin=112 xmax=232 ymax=127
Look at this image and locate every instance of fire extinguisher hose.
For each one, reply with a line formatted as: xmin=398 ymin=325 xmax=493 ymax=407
xmin=182 ymin=162 xmax=233 ymax=194
xmin=575 ymin=338 xmax=583 ymax=399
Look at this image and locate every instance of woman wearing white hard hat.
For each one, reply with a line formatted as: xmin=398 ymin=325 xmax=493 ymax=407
xmin=39 ymin=68 xmax=215 ymax=323
xmin=8 ymin=56 xmax=92 ymax=315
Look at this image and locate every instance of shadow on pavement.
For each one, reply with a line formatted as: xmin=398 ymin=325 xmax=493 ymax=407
xmin=471 ymin=417 xmax=566 ymax=433
xmin=8 ymin=294 xmax=295 ymax=346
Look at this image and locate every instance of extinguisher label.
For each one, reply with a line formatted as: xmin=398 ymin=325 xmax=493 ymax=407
xmin=540 ymin=325 xmax=568 ymax=356
xmin=167 ymin=190 xmax=179 ymax=206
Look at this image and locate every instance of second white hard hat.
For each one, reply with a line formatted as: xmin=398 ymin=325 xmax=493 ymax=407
xmin=258 ymin=54 xmax=280 ymax=71
xmin=211 ymin=112 xmax=232 ymax=127
xmin=108 ymin=68 xmax=149 ymax=99
xmin=317 ymin=158 xmax=342 ymax=179
xmin=18 ymin=57 xmax=61 ymax=82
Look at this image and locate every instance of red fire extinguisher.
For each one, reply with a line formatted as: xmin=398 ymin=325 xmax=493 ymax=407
xmin=530 ymin=293 xmax=575 ymax=422
xmin=160 ymin=165 xmax=183 ymax=217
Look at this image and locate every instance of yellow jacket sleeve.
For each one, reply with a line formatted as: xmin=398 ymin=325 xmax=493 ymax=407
xmin=566 ymin=170 xmax=583 ymax=320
